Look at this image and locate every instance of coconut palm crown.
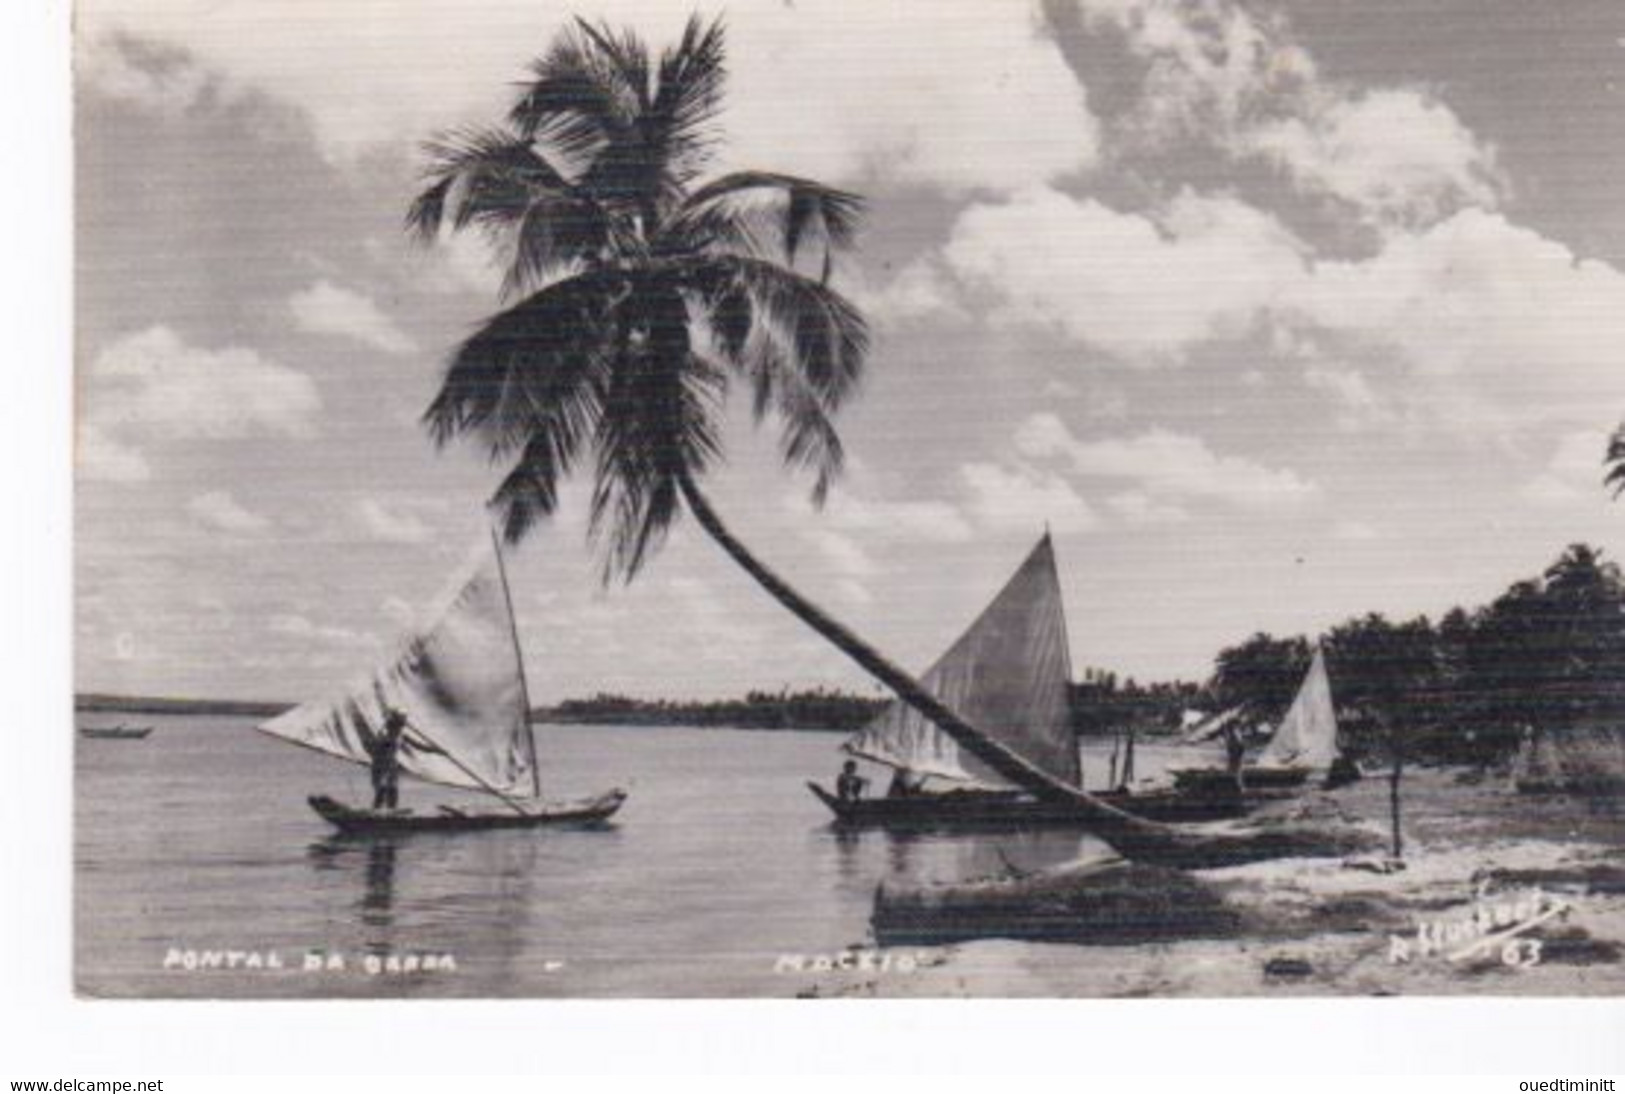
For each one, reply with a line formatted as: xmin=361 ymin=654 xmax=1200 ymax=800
xmin=409 ymin=14 xmax=866 ymax=581
xmin=406 ymin=14 xmax=1270 ymax=866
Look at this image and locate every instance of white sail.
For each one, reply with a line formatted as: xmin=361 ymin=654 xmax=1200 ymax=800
xmin=1180 ymin=705 xmax=1246 ymax=744
xmin=1256 ymin=645 xmax=1339 ymax=772
xmin=258 ymin=533 xmax=540 ymax=797
xmin=844 ymin=534 xmax=1080 ymax=788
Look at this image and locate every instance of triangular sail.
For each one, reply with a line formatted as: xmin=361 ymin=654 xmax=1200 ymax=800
xmin=1257 ymin=646 xmax=1339 ymax=771
xmin=844 ymin=535 xmax=1080 ymax=788
xmin=258 ymin=535 xmax=540 ymax=797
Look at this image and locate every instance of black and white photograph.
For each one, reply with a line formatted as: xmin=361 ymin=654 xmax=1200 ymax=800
xmin=69 ymin=0 xmax=1625 ymax=1003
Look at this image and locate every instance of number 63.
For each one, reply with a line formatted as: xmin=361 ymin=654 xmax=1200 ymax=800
xmin=1502 ymin=938 xmax=1542 ymax=967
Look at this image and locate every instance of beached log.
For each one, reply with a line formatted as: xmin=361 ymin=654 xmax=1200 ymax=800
xmin=872 ymin=856 xmax=1242 ymax=946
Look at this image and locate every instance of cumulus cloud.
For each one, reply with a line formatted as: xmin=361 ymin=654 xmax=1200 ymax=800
xmin=1105 ymin=490 xmax=1189 ymax=526
xmin=851 ymin=259 xmax=963 ymax=328
xmin=1247 ymin=89 xmax=1502 ymax=228
xmin=77 ymin=33 xmax=214 ymax=116
xmin=960 ymin=461 xmax=1099 ymax=534
xmin=927 ymin=191 xmax=1625 ymax=438
xmin=804 ymin=528 xmax=879 ymax=607
xmin=289 ymin=280 xmax=417 ymax=356
xmin=379 ymin=596 xmax=418 ymax=628
xmin=790 ymin=481 xmax=973 ymax=545
xmin=79 ymin=327 xmax=321 ymax=488
xmin=87 ymin=325 xmax=321 ymax=440
xmin=1078 ymin=0 xmax=1316 ymax=142
xmin=666 ymin=576 xmax=769 ymax=651
xmin=784 ymin=473 xmax=972 ymax=606
xmin=188 ymin=490 xmax=271 ymax=534
xmin=78 ymin=0 xmax=1098 ymax=194
xmin=1282 ymin=209 xmax=1625 ymax=431
xmin=356 ymin=498 xmax=434 ymax=544
xmin=1076 ymin=0 xmax=1501 ymax=227
xmin=942 ymin=187 xmax=1306 ymax=364
xmin=1521 ymin=430 xmax=1611 ymax=506
xmin=1332 ymin=519 xmax=1381 ymax=542
xmin=1301 ymin=365 xmax=1394 ymax=431
xmin=78 ymin=423 xmax=151 ymax=483
xmin=1016 ymin=413 xmax=1319 ymax=508
xmin=268 ymin=613 xmax=378 ymax=648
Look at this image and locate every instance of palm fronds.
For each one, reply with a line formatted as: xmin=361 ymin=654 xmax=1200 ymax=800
xmin=424 ymin=269 xmax=622 ymax=464
xmin=676 ymin=172 xmax=862 ymax=269
xmin=1608 ymin=422 xmax=1625 ymax=498
xmin=412 ymin=13 xmax=869 ymax=577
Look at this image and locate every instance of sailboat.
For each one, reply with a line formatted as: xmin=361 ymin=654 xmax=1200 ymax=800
xmin=258 ymin=531 xmax=627 ymax=836
xmin=806 ymin=534 xmax=1245 ymax=828
xmin=1170 ymin=645 xmax=1351 ymax=796
xmin=80 ymin=724 xmax=154 ymax=740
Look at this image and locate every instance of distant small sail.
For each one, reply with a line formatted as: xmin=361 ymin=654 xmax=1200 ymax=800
xmin=1257 ymin=645 xmax=1339 ymax=772
xmin=844 ymin=534 xmax=1080 ymax=789
xmin=259 ymin=536 xmax=540 ymax=797
xmin=1180 ymin=705 xmax=1245 ymax=745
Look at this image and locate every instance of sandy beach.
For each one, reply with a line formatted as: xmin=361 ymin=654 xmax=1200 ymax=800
xmin=792 ymin=768 xmax=1625 ymax=998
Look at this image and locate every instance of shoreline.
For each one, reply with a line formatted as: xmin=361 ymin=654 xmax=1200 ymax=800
xmin=74 ymin=700 xmax=1194 ymax=741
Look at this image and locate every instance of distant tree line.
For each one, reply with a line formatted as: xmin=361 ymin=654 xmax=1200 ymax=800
xmin=1070 ymin=669 xmax=1204 ymax=739
xmin=1204 ymin=543 xmax=1625 ymax=767
xmin=540 ymin=687 xmax=887 ymax=731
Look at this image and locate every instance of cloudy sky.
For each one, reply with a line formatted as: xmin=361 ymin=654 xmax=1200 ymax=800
xmin=76 ymin=0 xmax=1625 ymax=704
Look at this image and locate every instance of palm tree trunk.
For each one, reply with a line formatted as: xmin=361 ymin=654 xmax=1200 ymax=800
xmin=676 ymin=470 xmax=1282 ymax=868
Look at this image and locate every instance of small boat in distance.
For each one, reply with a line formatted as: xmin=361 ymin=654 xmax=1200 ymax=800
xmin=1169 ymin=645 xmax=1357 ymax=795
xmin=80 ymin=724 xmax=154 ymax=740
xmin=808 ymin=534 xmax=1247 ymax=828
xmin=258 ymin=529 xmax=627 ymax=837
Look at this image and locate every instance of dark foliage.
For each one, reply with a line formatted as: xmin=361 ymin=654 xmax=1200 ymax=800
xmin=1202 ymin=543 xmax=1625 ymax=767
xmin=409 ymin=14 xmax=868 ymax=583
xmin=542 ymin=687 xmax=885 ymax=731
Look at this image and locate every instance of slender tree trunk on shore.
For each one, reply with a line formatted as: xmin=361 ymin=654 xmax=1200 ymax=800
xmin=1387 ymin=716 xmax=1405 ymax=861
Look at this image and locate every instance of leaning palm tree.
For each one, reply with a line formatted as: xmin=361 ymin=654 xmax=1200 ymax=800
xmin=408 ymin=15 xmax=1341 ymax=867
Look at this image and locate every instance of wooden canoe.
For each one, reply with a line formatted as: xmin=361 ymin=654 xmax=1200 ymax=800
xmin=806 ymin=780 xmax=1248 ymax=829
xmin=1170 ymin=764 xmax=1310 ymax=795
xmin=307 ymin=788 xmax=627 ymax=835
xmin=80 ymin=726 xmax=154 ymax=740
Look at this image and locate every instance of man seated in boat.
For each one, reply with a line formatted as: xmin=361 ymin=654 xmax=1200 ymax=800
xmin=835 ymin=760 xmax=869 ymax=802
xmin=886 ymin=769 xmax=927 ymax=798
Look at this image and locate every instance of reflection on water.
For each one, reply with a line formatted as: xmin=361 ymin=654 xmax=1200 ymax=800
xmin=362 ymin=842 xmax=396 ymax=930
xmin=76 ymin=715 xmax=1192 ymax=997
xmin=836 ymin=823 xmax=1096 ymax=886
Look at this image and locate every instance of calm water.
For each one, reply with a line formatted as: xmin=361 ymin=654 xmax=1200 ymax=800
xmin=75 ymin=714 xmax=1197 ymax=998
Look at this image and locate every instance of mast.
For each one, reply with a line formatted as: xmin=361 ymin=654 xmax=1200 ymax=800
xmin=1044 ymin=527 xmax=1082 ymax=788
xmin=490 ymin=523 xmax=542 ymax=799
xmin=405 ymin=722 xmax=533 ymax=817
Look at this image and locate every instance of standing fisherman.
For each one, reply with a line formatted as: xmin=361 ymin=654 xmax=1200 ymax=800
xmin=366 ymin=707 xmax=409 ymax=811
xmin=1223 ymin=722 xmax=1247 ymax=792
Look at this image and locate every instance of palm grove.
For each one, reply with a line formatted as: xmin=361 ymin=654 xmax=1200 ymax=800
xmin=409 ymin=15 xmax=1625 ymax=778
